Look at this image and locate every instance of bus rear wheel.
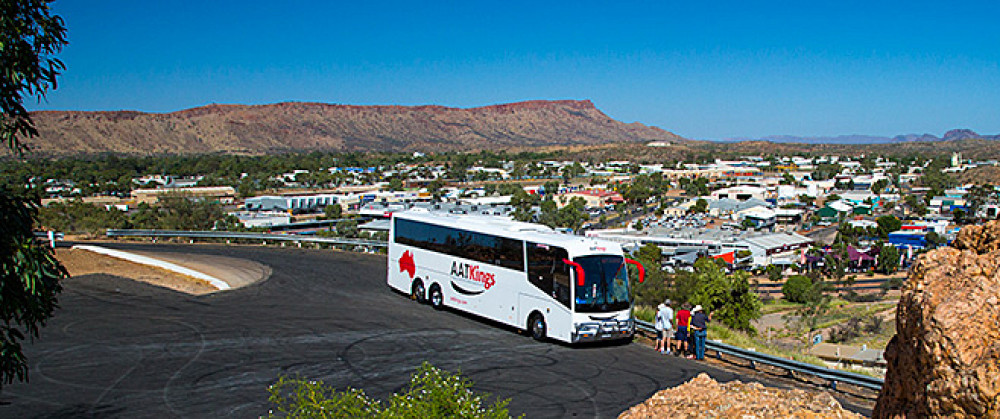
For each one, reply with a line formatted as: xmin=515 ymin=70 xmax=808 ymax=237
xmin=529 ymin=314 xmax=547 ymax=341
xmin=411 ymin=280 xmax=426 ymax=304
xmin=429 ymin=284 xmax=444 ymax=310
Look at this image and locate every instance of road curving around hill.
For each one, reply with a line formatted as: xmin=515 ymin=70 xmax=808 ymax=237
xmin=1 ymin=243 xmax=868 ymax=418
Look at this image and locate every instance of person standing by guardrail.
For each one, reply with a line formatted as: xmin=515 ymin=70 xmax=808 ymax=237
xmin=688 ymin=305 xmax=711 ymax=361
xmin=673 ymin=302 xmax=691 ymax=356
xmin=654 ymin=299 xmax=674 ymax=354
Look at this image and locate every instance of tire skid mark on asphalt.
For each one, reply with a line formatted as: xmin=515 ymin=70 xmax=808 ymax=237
xmin=468 ymin=347 xmax=601 ymax=417
xmin=90 ymin=349 xmax=146 ymax=415
xmin=162 ymin=319 xmax=207 ymax=417
xmin=11 ymin=244 xmax=804 ymax=418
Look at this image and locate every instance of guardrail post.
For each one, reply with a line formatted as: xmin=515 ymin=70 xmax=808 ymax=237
xmin=830 ymin=380 xmax=837 ymax=391
xmin=749 ymin=360 xmax=756 ymax=369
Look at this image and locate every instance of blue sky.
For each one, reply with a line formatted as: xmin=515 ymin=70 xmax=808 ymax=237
xmin=29 ymin=1 xmax=1000 ymax=140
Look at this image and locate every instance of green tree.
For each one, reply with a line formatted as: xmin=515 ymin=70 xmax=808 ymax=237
xmin=870 ymin=178 xmax=889 ymax=195
xmin=925 ymin=231 xmax=947 ymax=247
xmin=336 ymin=219 xmax=359 ymax=238
xmin=386 ymin=176 xmax=404 ymax=191
xmin=0 ymin=0 xmax=69 ymax=389
xmin=951 ymin=207 xmax=969 ymax=224
xmin=629 ymin=244 xmax=668 ymax=306
xmin=690 ymin=198 xmax=708 ymax=214
xmin=877 ymin=243 xmax=900 ymax=274
xmin=323 ymin=203 xmax=343 ymax=219
xmin=157 ymin=195 xmax=226 ymax=230
xmin=555 ymin=196 xmax=588 ymax=230
xmin=689 ymin=258 xmax=762 ymax=334
xmin=782 ymin=275 xmax=816 ymax=303
xmin=876 ymin=215 xmax=902 ymax=238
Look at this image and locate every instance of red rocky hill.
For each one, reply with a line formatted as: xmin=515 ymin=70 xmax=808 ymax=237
xmin=20 ymin=100 xmax=684 ymax=156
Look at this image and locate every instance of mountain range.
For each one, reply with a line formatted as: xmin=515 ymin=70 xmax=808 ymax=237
xmin=17 ymin=100 xmax=683 ymax=156
xmin=723 ymin=129 xmax=1000 ymax=144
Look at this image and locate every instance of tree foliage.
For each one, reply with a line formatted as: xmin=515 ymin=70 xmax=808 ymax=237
xmin=782 ymin=275 xmax=817 ymax=304
xmin=875 ymin=215 xmax=902 ymax=238
xmin=877 ymin=243 xmax=900 ymax=274
xmin=267 ymin=362 xmax=515 ymax=418
xmin=690 ymin=198 xmax=708 ymax=214
xmin=687 ymin=259 xmax=762 ymax=334
xmin=629 ymin=244 xmax=669 ymax=306
xmin=0 ymin=0 xmax=69 ymax=389
xmin=0 ymin=191 xmax=67 ymax=388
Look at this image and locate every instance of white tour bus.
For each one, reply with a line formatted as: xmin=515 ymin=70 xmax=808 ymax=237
xmin=387 ymin=209 xmax=645 ymax=344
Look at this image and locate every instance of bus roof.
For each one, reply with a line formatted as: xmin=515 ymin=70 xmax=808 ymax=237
xmin=393 ymin=209 xmax=624 ymax=256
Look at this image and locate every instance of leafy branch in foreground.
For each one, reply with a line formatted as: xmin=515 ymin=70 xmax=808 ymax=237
xmin=267 ymin=362 xmax=518 ymax=418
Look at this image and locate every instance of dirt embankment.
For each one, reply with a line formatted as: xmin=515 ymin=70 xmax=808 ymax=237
xmin=57 ymin=248 xmax=220 ymax=295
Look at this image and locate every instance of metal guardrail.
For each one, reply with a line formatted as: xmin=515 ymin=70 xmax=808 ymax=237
xmin=105 ymin=229 xmax=387 ymax=248
xmin=634 ymin=319 xmax=883 ymax=392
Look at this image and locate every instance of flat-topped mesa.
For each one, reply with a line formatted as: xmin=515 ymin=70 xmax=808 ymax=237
xmin=874 ymin=220 xmax=1000 ymax=418
xmin=22 ymin=99 xmax=682 ymax=156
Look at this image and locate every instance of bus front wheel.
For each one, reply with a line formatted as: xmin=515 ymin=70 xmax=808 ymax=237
xmin=429 ymin=284 xmax=444 ymax=310
xmin=529 ymin=314 xmax=546 ymax=341
xmin=411 ymin=280 xmax=426 ymax=304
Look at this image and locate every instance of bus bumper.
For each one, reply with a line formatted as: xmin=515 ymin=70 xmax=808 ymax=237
xmin=572 ymin=319 xmax=634 ymax=343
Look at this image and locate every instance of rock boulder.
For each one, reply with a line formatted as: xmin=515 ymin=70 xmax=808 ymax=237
xmin=619 ymin=373 xmax=862 ymax=418
xmin=873 ymin=221 xmax=1000 ymax=418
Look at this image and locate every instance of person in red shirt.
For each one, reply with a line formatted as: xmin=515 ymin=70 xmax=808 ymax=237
xmin=672 ymin=302 xmax=692 ymax=356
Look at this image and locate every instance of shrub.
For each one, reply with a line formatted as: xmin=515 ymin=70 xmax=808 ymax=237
xmin=842 ymin=291 xmax=881 ymax=303
xmin=631 ymin=304 xmax=655 ymax=323
xmin=782 ymin=275 xmax=813 ymax=303
xmin=267 ymin=363 xmax=516 ymax=418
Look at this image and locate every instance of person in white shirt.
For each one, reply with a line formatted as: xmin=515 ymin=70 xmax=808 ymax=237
xmin=654 ymin=299 xmax=675 ymax=354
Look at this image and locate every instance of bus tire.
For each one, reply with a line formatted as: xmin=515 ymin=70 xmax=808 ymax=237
xmin=529 ymin=313 xmax=546 ymax=341
xmin=429 ymin=284 xmax=444 ymax=310
xmin=411 ymin=280 xmax=426 ymax=304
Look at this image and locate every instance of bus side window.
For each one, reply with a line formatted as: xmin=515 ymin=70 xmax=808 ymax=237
xmin=496 ymin=238 xmax=525 ymax=271
xmin=526 ymin=243 xmax=554 ymax=296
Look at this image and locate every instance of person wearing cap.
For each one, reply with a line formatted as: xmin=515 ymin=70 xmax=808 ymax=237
xmin=688 ymin=305 xmax=711 ymax=360
xmin=654 ymin=299 xmax=675 ymax=354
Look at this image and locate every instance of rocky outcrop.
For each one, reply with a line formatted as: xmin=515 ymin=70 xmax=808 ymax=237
xmin=619 ymin=373 xmax=862 ymax=418
xmin=18 ymin=100 xmax=685 ymax=156
xmin=873 ymin=221 xmax=1000 ymax=418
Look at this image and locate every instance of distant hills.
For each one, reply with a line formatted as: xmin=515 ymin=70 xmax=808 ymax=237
xmin=18 ymin=100 xmax=684 ymax=156
xmin=724 ymin=129 xmax=1000 ymax=144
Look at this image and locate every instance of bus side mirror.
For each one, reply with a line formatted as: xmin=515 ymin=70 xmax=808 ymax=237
xmin=624 ymin=258 xmax=645 ymax=283
xmin=562 ymin=258 xmax=586 ymax=286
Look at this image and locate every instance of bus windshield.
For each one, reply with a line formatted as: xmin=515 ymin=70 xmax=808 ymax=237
xmin=573 ymin=255 xmax=631 ymax=313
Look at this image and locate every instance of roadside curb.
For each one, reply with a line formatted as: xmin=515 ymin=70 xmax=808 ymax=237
xmin=71 ymin=244 xmax=232 ymax=290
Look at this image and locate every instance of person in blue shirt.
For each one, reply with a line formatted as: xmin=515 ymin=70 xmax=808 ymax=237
xmin=688 ymin=305 xmax=711 ymax=360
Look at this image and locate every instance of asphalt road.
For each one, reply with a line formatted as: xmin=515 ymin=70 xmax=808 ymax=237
xmin=2 ymin=243 xmax=807 ymax=418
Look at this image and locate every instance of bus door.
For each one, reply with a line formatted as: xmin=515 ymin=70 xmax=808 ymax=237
xmin=522 ymin=243 xmax=573 ymax=338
